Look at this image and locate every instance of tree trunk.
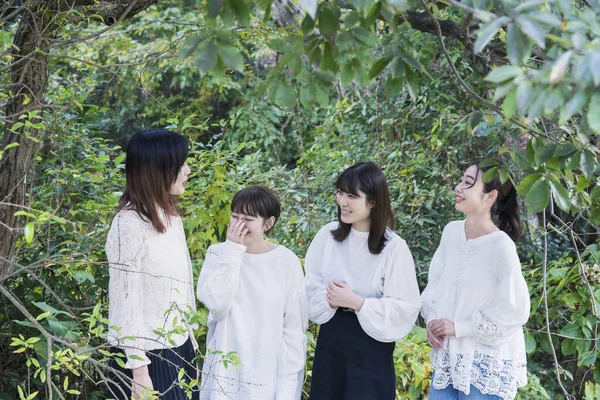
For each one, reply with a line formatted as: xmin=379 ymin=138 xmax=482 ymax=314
xmin=0 ymin=5 xmax=50 ymax=279
xmin=0 ymin=0 xmax=158 ymax=278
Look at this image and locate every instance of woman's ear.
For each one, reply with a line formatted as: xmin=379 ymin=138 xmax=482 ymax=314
xmin=487 ymin=189 xmax=499 ymax=203
xmin=264 ymin=216 xmax=276 ymax=232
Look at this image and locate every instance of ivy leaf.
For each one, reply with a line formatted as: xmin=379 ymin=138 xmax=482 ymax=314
xmin=526 ymin=179 xmax=550 ymax=213
xmin=549 ymin=179 xmax=570 ymax=212
xmin=579 ymin=350 xmax=598 ymax=367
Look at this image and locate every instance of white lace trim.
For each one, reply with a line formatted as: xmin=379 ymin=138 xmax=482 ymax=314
xmin=431 ymin=350 xmax=527 ymax=400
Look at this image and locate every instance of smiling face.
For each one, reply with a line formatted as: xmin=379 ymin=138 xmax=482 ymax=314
xmin=336 ymin=188 xmax=373 ymax=231
xmin=170 ymin=163 xmax=191 ymax=195
xmin=454 ymin=164 xmax=497 ymax=215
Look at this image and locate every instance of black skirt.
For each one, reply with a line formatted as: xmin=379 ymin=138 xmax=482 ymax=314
xmin=105 ymin=337 xmax=199 ymax=400
xmin=309 ymin=309 xmax=396 ymax=400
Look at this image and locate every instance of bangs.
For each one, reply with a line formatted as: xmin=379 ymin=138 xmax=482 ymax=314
xmin=336 ymin=168 xmax=362 ymax=196
xmin=231 ymin=198 xmax=261 ymax=218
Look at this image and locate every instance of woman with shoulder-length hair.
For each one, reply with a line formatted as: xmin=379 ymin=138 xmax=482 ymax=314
xmin=105 ymin=129 xmax=199 ymax=400
xmin=306 ymin=161 xmax=421 ymax=400
xmin=421 ymin=160 xmax=530 ymax=400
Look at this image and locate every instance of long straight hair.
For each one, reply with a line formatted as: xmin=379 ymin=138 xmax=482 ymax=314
xmin=477 ymin=160 xmax=521 ymax=241
xmin=331 ymin=162 xmax=395 ymax=254
xmin=118 ymin=129 xmax=188 ymax=233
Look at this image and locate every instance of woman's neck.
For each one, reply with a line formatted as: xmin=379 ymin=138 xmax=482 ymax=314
xmin=245 ymin=237 xmax=277 ymax=254
xmin=464 ymin=213 xmax=498 ymax=240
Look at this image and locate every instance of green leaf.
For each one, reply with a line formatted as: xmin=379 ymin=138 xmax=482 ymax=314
xmin=275 ymin=81 xmax=296 ymax=108
xmin=300 ymin=0 xmax=318 ymax=20
xmin=24 ymin=222 xmax=34 ymax=244
xmin=230 ymin=0 xmax=251 ymax=27
xmin=467 ymin=111 xmax=484 ymax=135
xmin=503 ymin=89 xmax=517 ymax=119
xmin=390 ymin=57 xmax=405 ymax=79
xmin=319 ymin=3 xmax=341 ymax=39
xmin=535 ymin=142 xmax=556 ymax=164
xmin=560 ymin=91 xmax=588 ymax=125
xmin=353 ymin=27 xmax=376 ymax=47
xmin=217 ymin=42 xmax=244 ymax=73
xmin=580 ymin=149 xmax=595 ymax=178
xmin=485 ymin=65 xmax=523 ymax=83
xmin=579 ymin=350 xmax=598 ymax=367
xmin=195 ymin=38 xmax=218 ymax=73
xmin=340 ymin=63 xmax=354 ymax=87
xmin=549 ymin=51 xmax=572 ymax=84
xmin=587 ymin=93 xmax=600 ymax=134
xmin=555 ymin=143 xmax=577 ymax=157
xmin=526 ymin=179 xmax=550 ymax=213
xmin=385 ymin=77 xmax=403 ymax=97
xmin=268 ymin=38 xmax=287 ymax=52
xmin=524 ymin=331 xmax=536 ymax=353
xmin=320 ymin=43 xmax=338 ymax=72
xmin=506 ymin=23 xmax=531 ymax=65
xmin=516 ymin=17 xmax=546 ymax=48
xmin=474 ymin=17 xmax=509 ymax=54
xmin=207 ymin=0 xmax=223 ymax=19
xmin=561 ymin=338 xmax=576 ymax=356
xmin=482 ymin=166 xmax=498 ymax=182
xmin=369 ymin=56 xmax=392 ymax=79
xmin=549 ymin=179 xmax=570 ymax=212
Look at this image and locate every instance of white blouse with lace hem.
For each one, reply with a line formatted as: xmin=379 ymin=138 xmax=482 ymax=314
xmin=420 ymin=220 xmax=530 ymax=400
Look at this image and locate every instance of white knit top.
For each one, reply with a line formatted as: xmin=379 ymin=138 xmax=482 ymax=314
xmin=420 ymin=220 xmax=530 ymax=399
xmin=305 ymin=222 xmax=421 ymax=342
xmin=105 ymin=208 xmax=197 ymax=369
xmin=197 ymin=241 xmax=308 ymax=400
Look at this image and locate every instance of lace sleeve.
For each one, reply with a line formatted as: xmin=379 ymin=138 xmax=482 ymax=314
xmin=454 ymin=240 xmax=530 ymax=346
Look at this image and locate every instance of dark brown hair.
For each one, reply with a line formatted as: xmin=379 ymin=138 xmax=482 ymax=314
xmin=118 ymin=129 xmax=188 ymax=233
xmin=475 ymin=160 xmax=521 ymax=241
xmin=231 ymin=185 xmax=281 ymax=229
xmin=331 ymin=162 xmax=395 ymax=254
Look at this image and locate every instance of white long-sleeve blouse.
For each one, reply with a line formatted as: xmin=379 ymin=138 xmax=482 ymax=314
xmin=196 ymin=241 xmax=308 ymax=400
xmin=305 ymin=222 xmax=421 ymax=342
xmin=105 ymin=209 xmax=198 ymax=369
xmin=420 ymin=220 xmax=530 ymax=400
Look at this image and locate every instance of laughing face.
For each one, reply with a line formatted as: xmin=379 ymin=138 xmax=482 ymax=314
xmin=454 ymin=164 xmax=495 ymax=215
xmin=336 ymin=188 xmax=373 ymax=231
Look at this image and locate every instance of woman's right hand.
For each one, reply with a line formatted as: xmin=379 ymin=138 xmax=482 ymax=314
xmin=226 ymin=216 xmax=248 ymax=245
xmin=426 ymin=320 xmax=444 ymax=350
xmin=132 ymin=365 xmax=153 ymax=399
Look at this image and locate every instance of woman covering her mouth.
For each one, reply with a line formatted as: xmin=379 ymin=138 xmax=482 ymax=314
xmin=421 ymin=160 xmax=530 ymax=400
xmin=306 ymin=161 xmax=421 ymax=400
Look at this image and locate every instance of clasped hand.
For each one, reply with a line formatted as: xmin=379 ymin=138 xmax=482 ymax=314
xmin=427 ymin=318 xmax=455 ymax=350
xmin=326 ymin=281 xmax=364 ymax=311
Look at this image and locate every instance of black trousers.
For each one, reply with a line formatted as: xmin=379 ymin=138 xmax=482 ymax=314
xmin=310 ymin=310 xmax=396 ymax=400
xmin=106 ymin=337 xmax=199 ymax=400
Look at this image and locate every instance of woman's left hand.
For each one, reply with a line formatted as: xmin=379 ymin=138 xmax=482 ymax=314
xmin=429 ymin=318 xmax=456 ymax=337
xmin=326 ymin=281 xmax=365 ymax=311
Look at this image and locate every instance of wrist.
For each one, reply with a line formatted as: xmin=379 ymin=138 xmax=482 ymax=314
xmin=353 ymin=295 xmax=365 ymax=312
xmin=132 ymin=365 xmax=149 ymax=378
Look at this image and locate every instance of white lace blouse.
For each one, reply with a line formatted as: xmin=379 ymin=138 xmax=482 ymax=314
xmin=420 ymin=220 xmax=530 ymax=400
xmin=105 ymin=209 xmax=198 ymax=369
xmin=306 ymin=222 xmax=421 ymax=342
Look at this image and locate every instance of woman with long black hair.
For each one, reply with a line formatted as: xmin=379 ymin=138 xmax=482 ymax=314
xmin=421 ymin=161 xmax=530 ymax=400
xmin=105 ymin=129 xmax=199 ymax=399
xmin=306 ymin=161 xmax=421 ymax=400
